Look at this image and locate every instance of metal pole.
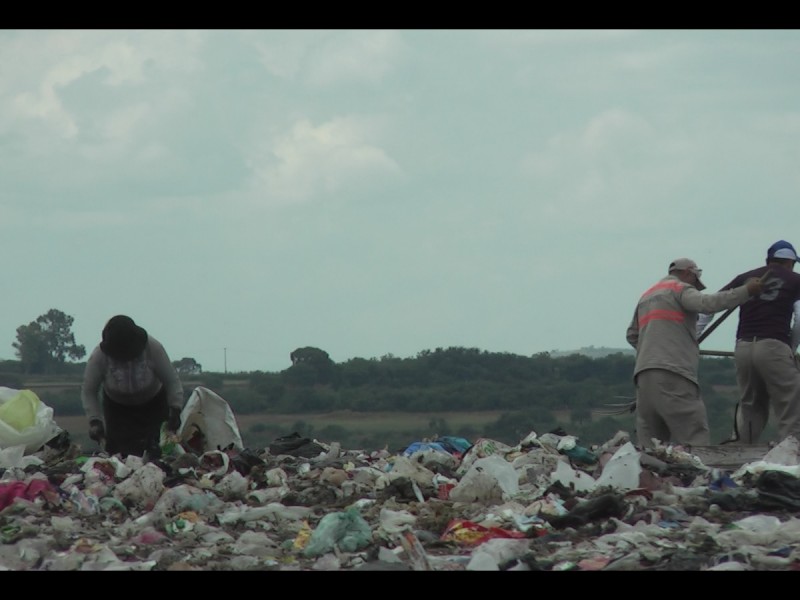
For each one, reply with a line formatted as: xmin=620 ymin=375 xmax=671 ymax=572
xmin=700 ymin=349 xmax=734 ymax=358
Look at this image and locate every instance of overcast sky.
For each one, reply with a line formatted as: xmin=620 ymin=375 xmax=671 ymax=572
xmin=2 ymin=29 xmax=799 ymax=374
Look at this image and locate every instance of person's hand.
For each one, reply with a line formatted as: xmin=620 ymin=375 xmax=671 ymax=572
xmin=88 ymin=419 xmax=105 ymax=443
xmin=745 ymin=276 xmax=763 ymax=296
xmin=167 ymin=407 xmax=181 ymax=433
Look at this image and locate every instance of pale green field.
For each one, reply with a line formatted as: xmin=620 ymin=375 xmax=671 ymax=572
xmin=55 ymin=410 xmax=519 ymax=451
xmin=234 ymin=410 xmax=512 ymax=432
xmin=57 ymin=410 xmax=512 ymax=435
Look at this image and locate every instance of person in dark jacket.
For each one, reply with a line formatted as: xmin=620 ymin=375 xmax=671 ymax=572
xmin=80 ymin=315 xmax=184 ymax=457
xmin=708 ymin=240 xmax=800 ymax=444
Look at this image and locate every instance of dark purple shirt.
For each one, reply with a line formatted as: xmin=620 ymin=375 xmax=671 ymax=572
xmin=722 ymin=265 xmax=800 ymax=344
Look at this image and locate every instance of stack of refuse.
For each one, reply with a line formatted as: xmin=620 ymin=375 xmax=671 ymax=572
xmin=3 ymin=386 xmax=800 ymax=571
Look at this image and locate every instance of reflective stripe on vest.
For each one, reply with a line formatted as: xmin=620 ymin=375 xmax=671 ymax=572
xmin=641 ymin=280 xmax=684 ymax=299
xmin=639 ymin=308 xmax=686 ymax=328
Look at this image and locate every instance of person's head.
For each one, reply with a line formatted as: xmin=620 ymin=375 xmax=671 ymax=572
xmin=668 ymin=258 xmax=706 ymax=291
xmin=766 ymin=240 xmax=799 ymax=270
xmin=100 ymin=315 xmax=148 ymax=361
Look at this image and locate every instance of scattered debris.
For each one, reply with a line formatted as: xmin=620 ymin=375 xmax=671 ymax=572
xmin=3 ymin=387 xmax=800 ymax=570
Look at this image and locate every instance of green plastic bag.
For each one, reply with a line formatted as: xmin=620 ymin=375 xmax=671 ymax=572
xmin=303 ymin=508 xmax=372 ymax=557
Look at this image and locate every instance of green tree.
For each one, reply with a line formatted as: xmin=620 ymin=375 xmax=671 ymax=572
xmin=12 ymin=309 xmax=86 ymax=374
xmin=286 ymin=346 xmax=338 ymax=385
xmin=173 ymin=357 xmax=202 ymax=375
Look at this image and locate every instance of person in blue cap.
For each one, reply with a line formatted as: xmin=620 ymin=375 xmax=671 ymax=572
xmin=712 ymin=240 xmax=800 ymax=444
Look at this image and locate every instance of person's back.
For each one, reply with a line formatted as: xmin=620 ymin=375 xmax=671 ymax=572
xmin=721 ymin=240 xmax=800 ymax=443
xmin=727 ymin=265 xmax=800 ymax=345
xmin=626 ymin=257 xmax=762 ymax=448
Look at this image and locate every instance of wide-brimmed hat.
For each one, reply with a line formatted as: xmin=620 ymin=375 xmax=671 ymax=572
xmin=100 ymin=315 xmax=148 ymax=361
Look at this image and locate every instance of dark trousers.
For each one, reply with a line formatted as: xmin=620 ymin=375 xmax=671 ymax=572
xmin=103 ymin=386 xmax=168 ymax=457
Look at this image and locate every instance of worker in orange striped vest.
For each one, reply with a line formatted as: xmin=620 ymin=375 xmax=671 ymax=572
xmin=626 ymin=258 xmax=763 ymax=448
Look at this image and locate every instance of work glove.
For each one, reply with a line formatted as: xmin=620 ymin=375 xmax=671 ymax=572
xmin=744 ymin=276 xmax=763 ymax=297
xmin=166 ymin=407 xmax=182 ymax=433
xmin=88 ymin=419 xmax=105 ymax=443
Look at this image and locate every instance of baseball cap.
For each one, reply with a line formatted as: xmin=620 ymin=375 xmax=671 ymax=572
xmin=767 ymin=240 xmax=799 ymax=262
xmin=668 ymin=258 xmax=706 ymax=291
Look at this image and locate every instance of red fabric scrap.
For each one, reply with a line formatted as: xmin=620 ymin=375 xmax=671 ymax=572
xmin=0 ymin=479 xmax=55 ymax=511
xmin=440 ymin=519 xmax=527 ymax=546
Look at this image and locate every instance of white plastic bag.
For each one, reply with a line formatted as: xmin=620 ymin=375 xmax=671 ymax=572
xmin=449 ymin=455 xmax=520 ymax=503
xmin=177 ymin=386 xmax=244 ymax=452
xmin=0 ymin=386 xmax=62 ymax=454
xmin=594 ymin=441 xmax=642 ymax=491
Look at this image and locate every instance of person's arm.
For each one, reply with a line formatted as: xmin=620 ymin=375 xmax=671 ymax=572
xmin=149 ymin=337 xmax=185 ymax=411
xmin=626 ymin=309 xmax=640 ymax=349
xmin=680 ymin=278 xmax=761 ymax=314
xmin=80 ymin=347 xmax=105 ymax=422
xmin=791 ymin=299 xmax=800 ymax=353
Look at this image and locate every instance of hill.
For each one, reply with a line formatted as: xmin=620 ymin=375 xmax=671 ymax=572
xmin=550 ymin=346 xmax=635 ymax=359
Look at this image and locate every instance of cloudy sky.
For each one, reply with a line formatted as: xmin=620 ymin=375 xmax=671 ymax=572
xmin=2 ymin=29 xmax=799 ymax=374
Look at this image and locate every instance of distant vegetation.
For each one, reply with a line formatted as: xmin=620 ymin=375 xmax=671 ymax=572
xmin=0 ymin=345 xmax=750 ymax=451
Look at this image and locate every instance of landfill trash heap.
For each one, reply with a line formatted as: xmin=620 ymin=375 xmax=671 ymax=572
xmin=5 ymin=418 xmax=800 ymax=571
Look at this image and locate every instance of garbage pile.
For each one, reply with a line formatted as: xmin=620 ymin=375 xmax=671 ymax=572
xmin=3 ymin=386 xmax=800 ymax=571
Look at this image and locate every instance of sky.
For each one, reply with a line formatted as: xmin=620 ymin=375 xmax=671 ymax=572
xmin=2 ymin=29 xmax=800 ymax=374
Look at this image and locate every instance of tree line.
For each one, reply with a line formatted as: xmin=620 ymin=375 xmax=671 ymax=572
xmin=3 ymin=310 xmax=749 ymax=449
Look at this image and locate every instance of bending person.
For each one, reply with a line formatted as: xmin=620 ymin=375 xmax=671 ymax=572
xmin=81 ymin=315 xmax=184 ymax=457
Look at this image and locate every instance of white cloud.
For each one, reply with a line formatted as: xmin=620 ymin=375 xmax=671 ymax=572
xmin=245 ymin=115 xmax=402 ymax=206
xmin=0 ymin=30 xmax=204 ymax=140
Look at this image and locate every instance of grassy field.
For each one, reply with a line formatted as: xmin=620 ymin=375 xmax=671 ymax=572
xmin=55 ymin=410 xmax=516 ymax=452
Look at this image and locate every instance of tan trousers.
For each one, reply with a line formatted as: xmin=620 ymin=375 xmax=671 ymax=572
xmin=635 ymin=368 xmax=710 ymax=448
xmin=733 ymin=338 xmax=800 ymax=443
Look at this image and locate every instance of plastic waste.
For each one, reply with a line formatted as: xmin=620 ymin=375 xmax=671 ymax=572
xmin=440 ymin=519 xmax=527 ymax=546
xmin=303 ymin=508 xmax=372 ymax=557
xmin=593 ymin=441 xmax=642 ymax=491
xmin=396 ymin=530 xmax=432 ymax=571
xmin=152 ymin=483 xmax=222 ymax=516
xmin=466 ymin=538 xmax=531 ymax=571
xmin=217 ymin=502 xmax=313 ymax=525
xmin=214 ymin=470 xmax=248 ymax=500
xmin=379 ymin=507 xmax=416 ymax=535
xmin=68 ymin=487 xmax=100 ymax=515
xmin=0 ymin=387 xmax=62 ymax=454
xmin=449 ymin=455 xmax=519 ymax=503
xmin=434 ymin=436 xmax=473 ymax=455
xmin=550 ymin=460 xmax=596 ymax=493
xmin=112 ymin=462 xmax=165 ymax=510
xmin=177 ymin=386 xmax=244 ymax=452
xmin=556 ymin=435 xmax=598 ymax=465
xmin=160 ymin=424 xmax=185 ymax=457
xmin=457 ymin=438 xmax=513 ymax=476
xmin=293 ymin=520 xmax=313 ymax=550
xmin=165 ymin=511 xmax=200 ymax=536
